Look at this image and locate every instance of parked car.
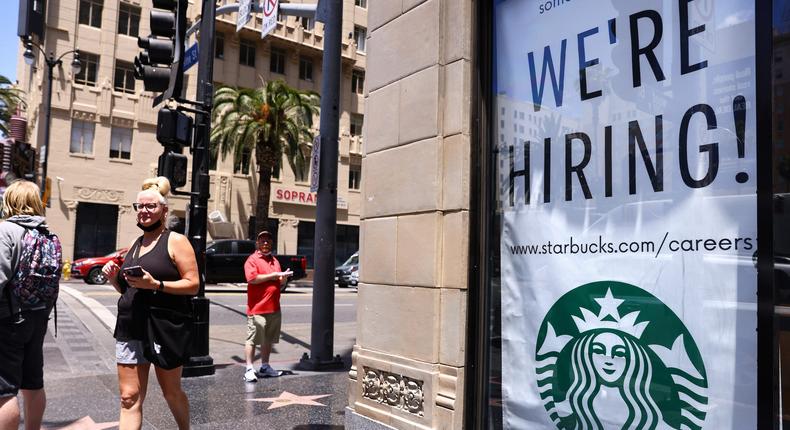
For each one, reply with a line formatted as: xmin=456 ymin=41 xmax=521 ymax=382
xmin=205 ymin=239 xmax=307 ymax=291
xmin=335 ymin=252 xmax=359 ymax=288
xmin=72 ymin=249 xmax=128 ymax=285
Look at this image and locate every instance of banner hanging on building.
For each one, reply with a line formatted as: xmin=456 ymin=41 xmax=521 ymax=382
xmin=495 ymin=1 xmax=757 ymax=429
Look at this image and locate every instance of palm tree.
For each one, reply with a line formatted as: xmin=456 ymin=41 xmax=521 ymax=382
xmin=0 ymin=75 xmax=25 ymax=137
xmin=210 ymin=80 xmax=319 ymax=235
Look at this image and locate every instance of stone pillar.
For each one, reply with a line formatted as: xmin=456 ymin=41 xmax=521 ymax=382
xmin=347 ymin=0 xmax=473 ymax=429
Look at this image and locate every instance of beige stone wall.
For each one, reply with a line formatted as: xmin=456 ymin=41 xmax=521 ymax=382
xmin=349 ymin=0 xmax=472 ymax=428
xmin=17 ymin=0 xmax=368 ymax=260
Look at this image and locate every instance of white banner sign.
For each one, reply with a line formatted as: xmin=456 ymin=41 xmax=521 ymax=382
xmin=236 ymin=0 xmax=252 ymax=32
xmin=495 ymin=1 xmax=756 ymax=429
xmin=261 ymin=0 xmax=279 ymax=39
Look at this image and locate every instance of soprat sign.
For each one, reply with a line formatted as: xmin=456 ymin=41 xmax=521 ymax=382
xmin=261 ymin=0 xmax=279 ymax=39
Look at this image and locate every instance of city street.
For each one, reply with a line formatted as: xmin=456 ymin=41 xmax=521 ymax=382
xmin=31 ymin=280 xmax=357 ymax=429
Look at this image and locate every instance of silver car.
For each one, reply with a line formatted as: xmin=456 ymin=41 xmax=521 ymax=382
xmin=335 ymin=252 xmax=359 ymax=288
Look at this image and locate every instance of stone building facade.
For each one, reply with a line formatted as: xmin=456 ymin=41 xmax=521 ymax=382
xmin=16 ymin=0 xmax=367 ymax=265
xmin=347 ymin=0 xmax=472 ymax=428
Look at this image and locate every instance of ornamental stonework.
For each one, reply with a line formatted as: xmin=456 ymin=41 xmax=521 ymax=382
xmin=361 ymin=367 xmax=424 ymax=416
xmin=73 ymin=187 xmax=124 ymax=204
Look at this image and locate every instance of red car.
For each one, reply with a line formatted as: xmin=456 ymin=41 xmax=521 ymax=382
xmin=71 ymin=249 xmax=127 ymax=284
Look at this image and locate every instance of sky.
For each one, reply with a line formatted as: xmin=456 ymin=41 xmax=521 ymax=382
xmin=0 ymin=1 xmax=19 ymax=82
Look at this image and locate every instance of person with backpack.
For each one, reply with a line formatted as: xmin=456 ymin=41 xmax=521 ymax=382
xmin=0 ymin=180 xmax=62 ymax=430
xmin=102 ymin=177 xmax=198 ymax=430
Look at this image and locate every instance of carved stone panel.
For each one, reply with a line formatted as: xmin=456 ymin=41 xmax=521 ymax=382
xmin=361 ymin=367 xmax=424 ymax=417
xmin=73 ymin=186 xmax=125 ymax=204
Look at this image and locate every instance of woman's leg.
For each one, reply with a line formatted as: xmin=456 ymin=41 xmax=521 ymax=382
xmin=0 ymin=396 xmax=19 ymax=430
xmin=117 ymin=363 xmax=150 ymax=430
xmin=20 ymin=389 xmax=44 ymax=430
xmin=154 ymin=366 xmax=189 ymax=430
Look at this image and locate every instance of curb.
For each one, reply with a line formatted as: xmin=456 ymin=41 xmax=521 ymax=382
xmin=59 ymin=285 xmax=117 ymax=331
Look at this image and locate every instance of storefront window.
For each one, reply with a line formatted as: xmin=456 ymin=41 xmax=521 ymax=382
xmin=485 ymin=1 xmax=765 ymax=428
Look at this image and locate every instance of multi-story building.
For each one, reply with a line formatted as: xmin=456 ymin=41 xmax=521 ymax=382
xmin=16 ymin=0 xmax=366 ymax=266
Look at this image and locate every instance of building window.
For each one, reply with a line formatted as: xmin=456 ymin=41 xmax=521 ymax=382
xmin=117 ymin=3 xmax=140 ymax=37
xmin=234 ymin=147 xmax=252 ymax=175
xmin=351 ymin=70 xmax=365 ymax=94
xmin=113 ymin=61 xmax=136 ymax=94
xmin=110 ymin=127 xmax=132 ymax=160
xmin=348 ymin=164 xmax=361 ymax=190
xmin=74 ymin=52 xmax=99 ymax=86
xmin=355 ymin=0 xmax=367 ymax=7
xmin=354 ymin=26 xmax=367 ymax=53
xmin=70 ymin=120 xmax=95 ymax=155
xmin=350 ymin=114 xmax=363 ymax=137
xmin=300 ymin=17 xmax=314 ymax=31
xmin=239 ymin=40 xmax=255 ymax=67
xmin=79 ymin=0 xmax=103 ymax=28
xmin=270 ymin=49 xmax=285 ymax=74
xmin=335 ymin=224 xmax=359 ymax=266
xmin=215 ymin=34 xmax=225 ymax=59
xmin=299 ymin=56 xmax=313 ymax=81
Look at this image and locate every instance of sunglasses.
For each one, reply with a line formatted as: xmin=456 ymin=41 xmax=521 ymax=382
xmin=133 ymin=202 xmax=160 ymax=212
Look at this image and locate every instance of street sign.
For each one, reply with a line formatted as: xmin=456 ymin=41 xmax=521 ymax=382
xmin=310 ymin=135 xmax=320 ymax=193
xmin=237 ymin=0 xmax=252 ymax=32
xmin=183 ymin=42 xmax=199 ymax=71
xmin=261 ymin=0 xmax=279 ymax=39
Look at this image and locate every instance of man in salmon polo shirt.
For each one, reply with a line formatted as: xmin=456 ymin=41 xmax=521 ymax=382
xmin=243 ymin=231 xmax=292 ymax=383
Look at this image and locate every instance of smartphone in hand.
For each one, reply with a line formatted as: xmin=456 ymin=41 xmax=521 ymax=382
xmin=123 ymin=265 xmax=145 ymax=277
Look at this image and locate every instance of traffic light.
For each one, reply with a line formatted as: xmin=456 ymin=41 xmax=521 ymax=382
xmin=156 ymin=108 xmax=192 ymax=189
xmin=156 ymin=107 xmax=193 ymax=148
xmin=159 ymin=151 xmax=188 ymax=189
xmin=134 ymin=0 xmax=188 ymax=106
xmin=10 ymin=142 xmax=36 ymax=181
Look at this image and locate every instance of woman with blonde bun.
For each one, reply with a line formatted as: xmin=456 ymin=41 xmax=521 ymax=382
xmin=102 ymin=177 xmax=198 ymax=430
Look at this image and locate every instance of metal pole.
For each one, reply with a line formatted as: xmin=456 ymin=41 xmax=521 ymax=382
xmin=40 ymin=57 xmax=53 ymax=192
xmin=182 ymin=0 xmax=216 ymax=378
xmin=298 ymin=0 xmax=343 ymax=370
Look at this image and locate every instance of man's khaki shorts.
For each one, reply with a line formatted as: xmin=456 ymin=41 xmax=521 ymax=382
xmin=246 ymin=312 xmax=282 ymax=346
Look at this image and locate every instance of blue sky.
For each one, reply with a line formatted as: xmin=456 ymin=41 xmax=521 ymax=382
xmin=0 ymin=1 xmax=19 ymax=81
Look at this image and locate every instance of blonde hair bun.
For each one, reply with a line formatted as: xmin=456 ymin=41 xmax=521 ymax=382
xmin=142 ymin=177 xmax=171 ymax=197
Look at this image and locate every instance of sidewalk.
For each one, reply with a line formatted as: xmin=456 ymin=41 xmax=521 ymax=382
xmin=30 ymin=285 xmax=353 ymax=430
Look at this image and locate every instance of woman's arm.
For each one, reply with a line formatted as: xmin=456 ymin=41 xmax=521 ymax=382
xmin=104 ymin=239 xmax=138 ymax=294
xmin=163 ymin=233 xmax=199 ymax=295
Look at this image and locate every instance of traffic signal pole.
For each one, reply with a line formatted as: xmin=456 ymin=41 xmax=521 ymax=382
xmin=181 ymin=0 xmax=216 ymax=377
xmin=298 ymin=0 xmax=344 ymax=371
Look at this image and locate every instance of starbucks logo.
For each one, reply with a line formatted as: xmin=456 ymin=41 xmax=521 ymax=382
xmin=536 ymin=281 xmax=708 ymax=430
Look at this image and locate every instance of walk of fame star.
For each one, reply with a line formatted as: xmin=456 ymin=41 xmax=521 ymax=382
xmin=247 ymin=391 xmax=331 ymax=410
xmin=49 ymin=416 xmax=119 ymax=430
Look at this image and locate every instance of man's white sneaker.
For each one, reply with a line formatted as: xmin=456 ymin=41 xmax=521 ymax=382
xmin=243 ymin=367 xmax=258 ymax=382
xmin=258 ymin=364 xmax=280 ymax=378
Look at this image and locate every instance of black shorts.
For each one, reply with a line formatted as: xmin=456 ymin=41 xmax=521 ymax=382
xmin=0 ymin=309 xmax=50 ymax=397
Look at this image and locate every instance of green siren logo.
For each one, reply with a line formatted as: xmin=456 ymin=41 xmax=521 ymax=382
xmin=536 ymin=281 xmax=708 ymax=430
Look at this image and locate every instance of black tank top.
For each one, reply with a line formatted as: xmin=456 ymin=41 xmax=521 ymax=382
xmin=114 ymin=230 xmax=192 ymax=341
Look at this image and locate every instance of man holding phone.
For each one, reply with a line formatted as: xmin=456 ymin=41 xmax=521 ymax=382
xmin=242 ymin=231 xmax=292 ymax=383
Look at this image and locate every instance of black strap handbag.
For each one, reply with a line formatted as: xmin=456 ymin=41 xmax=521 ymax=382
xmin=142 ymin=302 xmax=193 ymax=370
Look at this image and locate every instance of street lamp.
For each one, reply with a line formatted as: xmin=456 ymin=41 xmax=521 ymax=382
xmin=22 ymin=36 xmax=81 ymax=195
